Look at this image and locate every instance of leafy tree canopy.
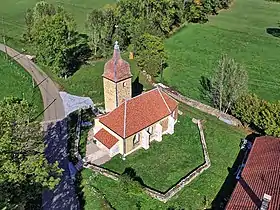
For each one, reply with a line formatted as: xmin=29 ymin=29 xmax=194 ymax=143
xmin=133 ymin=33 xmax=167 ymax=77
xmin=25 ymin=1 xmax=90 ymax=77
xmin=202 ymin=55 xmax=248 ymax=113
xmin=0 ymin=97 xmax=62 ymax=209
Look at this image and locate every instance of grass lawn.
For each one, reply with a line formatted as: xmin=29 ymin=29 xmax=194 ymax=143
xmin=0 ymin=0 xmax=115 ymax=49
xmin=80 ymin=104 xmax=247 ymax=209
xmin=164 ymin=0 xmax=280 ymax=102
xmin=42 ymin=53 xmax=152 ymax=106
xmin=0 ymin=52 xmax=43 ymax=115
xmin=103 ymin=113 xmax=204 ymax=192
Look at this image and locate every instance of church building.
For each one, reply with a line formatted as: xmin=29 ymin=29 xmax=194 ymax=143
xmin=89 ymin=42 xmax=178 ymax=158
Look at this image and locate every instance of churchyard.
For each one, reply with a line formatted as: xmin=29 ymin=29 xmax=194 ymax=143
xmin=1 ymin=0 xmax=280 ymax=209
xmin=79 ymin=104 xmax=245 ymax=209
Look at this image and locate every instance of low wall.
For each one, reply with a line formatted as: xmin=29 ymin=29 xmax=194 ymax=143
xmin=155 ymin=83 xmax=242 ymax=127
xmin=83 ymin=119 xmax=211 ymax=203
xmin=72 ymin=109 xmax=82 ymax=161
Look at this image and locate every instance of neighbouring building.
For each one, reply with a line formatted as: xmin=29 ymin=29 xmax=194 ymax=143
xmin=88 ymin=41 xmax=178 ymax=158
xmin=226 ymin=136 xmax=280 ymax=210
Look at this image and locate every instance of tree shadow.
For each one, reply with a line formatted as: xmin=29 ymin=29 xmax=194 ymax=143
xmin=266 ymin=28 xmax=280 ymax=38
xmin=122 ymin=167 xmax=145 ymax=186
xmin=199 ymin=76 xmax=212 ymax=102
xmin=210 ymin=133 xmax=259 ymax=209
xmin=132 ymin=76 xmax=144 ymax=97
xmin=66 ymin=33 xmax=92 ymax=77
xmin=42 ymin=119 xmax=80 ymax=210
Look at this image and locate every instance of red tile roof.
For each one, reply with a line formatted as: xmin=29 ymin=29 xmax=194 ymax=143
xmin=226 ymin=136 xmax=280 ymax=210
xmin=94 ymin=128 xmax=119 ymax=149
xmin=99 ymin=88 xmax=178 ymax=138
xmin=103 ymin=44 xmax=132 ymax=82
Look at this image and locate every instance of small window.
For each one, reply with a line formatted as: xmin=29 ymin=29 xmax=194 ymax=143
xmin=123 ymin=82 xmax=127 ymax=87
xmin=133 ymin=134 xmax=139 ymax=144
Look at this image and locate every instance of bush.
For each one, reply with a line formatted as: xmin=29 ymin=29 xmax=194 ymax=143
xmin=233 ymin=94 xmax=280 ymax=137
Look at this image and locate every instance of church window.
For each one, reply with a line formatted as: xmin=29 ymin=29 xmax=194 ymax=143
xmin=123 ymin=82 xmax=127 ymax=87
xmin=133 ymin=133 xmax=139 ymax=145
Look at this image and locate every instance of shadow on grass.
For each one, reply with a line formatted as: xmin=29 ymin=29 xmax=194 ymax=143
xmin=199 ymin=76 xmax=212 ymax=102
xmin=120 ymin=159 xmax=206 ymax=195
xmin=210 ymin=133 xmax=260 ymax=209
xmin=132 ymin=76 xmax=144 ymax=97
xmin=266 ymin=27 xmax=280 ymax=38
xmin=122 ymin=167 xmax=145 ymax=186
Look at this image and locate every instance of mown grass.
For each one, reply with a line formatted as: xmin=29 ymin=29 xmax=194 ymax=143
xmin=0 ymin=52 xmax=43 ymax=115
xmin=164 ymin=0 xmax=280 ymax=102
xmin=0 ymin=0 xmax=115 ymax=49
xmin=103 ymin=113 xmax=204 ymax=192
xmin=81 ymin=104 xmax=246 ymax=209
xmin=42 ymin=53 xmax=152 ymax=106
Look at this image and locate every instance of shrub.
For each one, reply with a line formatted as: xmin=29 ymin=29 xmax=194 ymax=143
xmin=233 ymin=94 xmax=280 ymax=137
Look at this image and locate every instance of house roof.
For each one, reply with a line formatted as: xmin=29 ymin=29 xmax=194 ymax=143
xmin=99 ymin=88 xmax=178 ymax=139
xmin=226 ymin=136 xmax=280 ymax=210
xmin=103 ymin=41 xmax=132 ymax=82
xmin=94 ymin=128 xmax=119 ymax=149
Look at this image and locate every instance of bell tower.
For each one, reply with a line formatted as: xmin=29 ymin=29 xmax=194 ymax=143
xmin=102 ymin=41 xmax=132 ymax=112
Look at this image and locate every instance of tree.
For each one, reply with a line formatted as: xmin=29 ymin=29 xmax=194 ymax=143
xmin=134 ymin=33 xmax=167 ymax=77
xmin=209 ymin=54 xmax=248 ymax=113
xmin=24 ymin=1 xmax=56 ymax=42
xmin=233 ymin=94 xmax=280 ymax=137
xmin=86 ymin=4 xmax=117 ymax=58
xmin=87 ymin=9 xmax=104 ymax=57
xmin=31 ymin=10 xmax=90 ymax=76
xmin=24 ymin=1 xmax=90 ymax=76
xmin=0 ymin=97 xmax=62 ymax=209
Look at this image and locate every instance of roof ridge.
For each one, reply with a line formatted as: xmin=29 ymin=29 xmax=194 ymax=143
xmin=157 ymin=86 xmax=171 ymax=113
xmin=123 ymin=99 xmax=127 ymax=138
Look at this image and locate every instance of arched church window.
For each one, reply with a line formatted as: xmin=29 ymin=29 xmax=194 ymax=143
xmin=133 ymin=134 xmax=139 ymax=145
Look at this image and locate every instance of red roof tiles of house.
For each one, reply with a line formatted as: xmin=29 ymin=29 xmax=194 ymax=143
xmin=226 ymin=136 xmax=280 ymax=210
xmin=103 ymin=41 xmax=132 ymax=82
xmin=99 ymin=88 xmax=178 ymax=139
xmin=94 ymin=128 xmax=119 ymax=149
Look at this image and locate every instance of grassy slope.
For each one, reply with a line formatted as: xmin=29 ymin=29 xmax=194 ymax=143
xmin=0 ymin=0 xmax=115 ymax=49
xmin=164 ymin=0 xmax=280 ymax=102
xmin=103 ymin=113 xmax=204 ymax=192
xmin=81 ymin=105 xmax=246 ymax=209
xmin=43 ymin=53 xmax=152 ymax=105
xmin=0 ymin=52 xmax=43 ymax=114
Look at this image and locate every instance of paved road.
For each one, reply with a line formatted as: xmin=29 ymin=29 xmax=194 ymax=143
xmin=0 ymin=44 xmax=65 ymax=122
xmin=42 ymin=119 xmax=80 ymax=210
xmin=1 ymin=44 xmax=79 ymax=209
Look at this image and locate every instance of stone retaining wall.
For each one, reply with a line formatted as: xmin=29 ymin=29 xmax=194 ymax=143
xmin=155 ymin=83 xmax=242 ymax=127
xmin=83 ymin=119 xmax=211 ymax=203
xmin=83 ymin=164 xmax=119 ymax=181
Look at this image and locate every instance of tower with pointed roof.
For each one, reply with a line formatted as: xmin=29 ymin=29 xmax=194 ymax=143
xmin=103 ymin=41 xmax=132 ymax=112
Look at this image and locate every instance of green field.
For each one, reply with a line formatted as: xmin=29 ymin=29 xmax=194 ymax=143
xmin=103 ymin=113 xmax=204 ymax=192
xmin=0 ymin=0 xmax=115 ymax=49
xmin=42 ymin=53 xmax=152 ymax=106
xmin=164 ymin=0 xmax=280 ymax=102
xmin=81 ymin=105 xmax=246 ymax=209
xmin=0 ymin=52 xmax=43 ymax=114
